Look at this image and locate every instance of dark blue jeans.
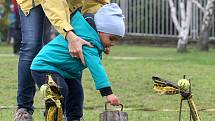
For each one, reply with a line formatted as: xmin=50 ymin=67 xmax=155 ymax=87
xmin=17 ymin=5 xmax=83 ymax=119
xmin=31 ymin=71 xmax=84 ymax=120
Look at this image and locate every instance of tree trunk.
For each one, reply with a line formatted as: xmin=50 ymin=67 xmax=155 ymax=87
xmin=177 ymin=0 xmax=192 ymax=53
xmin=198 ymin=28 xmax=209 ymax=51
xmin=197 ymin=0 xmax=215 ymax=51
xmin=177 ymin=30 xmax=188 ymax=53
xmin=177 ymin=40 xmax=187 ymax=53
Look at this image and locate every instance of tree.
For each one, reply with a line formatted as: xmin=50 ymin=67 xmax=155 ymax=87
xmin=168 ymin=0 xmax=192 ymax=53
xmin=193 ymin=0 xmax=215 ymax=51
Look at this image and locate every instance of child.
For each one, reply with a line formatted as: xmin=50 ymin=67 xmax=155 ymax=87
xmin=30 ymin=3 xmax=125 ymax=120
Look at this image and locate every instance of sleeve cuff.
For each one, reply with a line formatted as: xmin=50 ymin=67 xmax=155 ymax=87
xmin=62 ymin=25 xmax=74 ymax=38
xmin=99 ymin=87 xmax=113 ymax=96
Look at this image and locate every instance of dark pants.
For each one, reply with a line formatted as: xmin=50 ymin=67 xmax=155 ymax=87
xmin=17 ymin=5 xmax=84 ymax=119
xmin=31 ymin=71 xmax=84 ymax=120
xmin=12 ymin=29 xmax=21 ymax=54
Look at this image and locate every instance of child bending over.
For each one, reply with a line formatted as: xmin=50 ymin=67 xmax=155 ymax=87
xmin=30 ymin=3 xmax=125 ymax=120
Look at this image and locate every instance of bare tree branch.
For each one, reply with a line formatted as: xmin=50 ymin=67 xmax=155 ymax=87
xmin=197 ymin=0 xmax=215 ymax=51
xmin=168 ymin=0 xmax=181 ymax=32
xmin=192 ymin=0 xmax=205 ymax=12
xmin=201 ymin=0 xmax=215 ymax=31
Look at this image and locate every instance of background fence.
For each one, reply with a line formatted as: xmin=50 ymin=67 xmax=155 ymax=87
xmin=112 ymin=0 xmax=215 ymax=39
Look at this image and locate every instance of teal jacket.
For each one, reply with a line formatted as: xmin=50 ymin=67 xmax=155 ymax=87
xmin=31 ymin=11 xmax=111 ymax=90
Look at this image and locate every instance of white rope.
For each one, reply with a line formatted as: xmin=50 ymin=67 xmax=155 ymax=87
xmin=107 ymin=56 xmax=174 ymax=61
xmin=1 ymin=106 xmax=215 ymax=112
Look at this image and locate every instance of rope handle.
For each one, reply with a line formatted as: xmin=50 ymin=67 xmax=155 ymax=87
xmin=105 ymin=103 xmax=124 ymax=111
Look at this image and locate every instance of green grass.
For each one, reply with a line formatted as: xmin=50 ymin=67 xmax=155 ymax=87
xmin=0 ymin=44 xmax=215 ymax=120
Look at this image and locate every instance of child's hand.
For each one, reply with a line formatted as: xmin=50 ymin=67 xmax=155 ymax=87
xmin=106 ymin=94 xmax=120 ymax=106
xmin=104 ymin=47 xmax=110 ymax=54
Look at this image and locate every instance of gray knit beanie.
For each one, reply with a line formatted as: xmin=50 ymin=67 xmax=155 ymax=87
xmin=94 ymin=3 xmax=125 ymax=37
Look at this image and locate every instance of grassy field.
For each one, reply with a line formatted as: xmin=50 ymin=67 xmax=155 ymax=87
xmin=0 ymin=44 xmax=215 ymax=121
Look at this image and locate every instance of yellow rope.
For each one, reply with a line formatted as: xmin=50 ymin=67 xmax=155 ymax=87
xmin=40 ymin=75 xmax=64 ymax=121
xmin=153 ymin=83 xmax=179 ymax=95
xmin=57 ymin=107 xmax=63 ymax=121
xmin=47 ymin=106 xmax=56 ymax=121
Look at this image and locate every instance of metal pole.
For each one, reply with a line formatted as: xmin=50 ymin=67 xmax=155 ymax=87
xmin=145 ymin=0 xmax=148 ymax=33
xmin=179 ymin=99 xmax=183 ymax=121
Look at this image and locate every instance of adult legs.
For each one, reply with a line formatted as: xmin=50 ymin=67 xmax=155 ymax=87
xmin=13 ymin=28 xmax=21 ymax=54
xmin=16 ymin=5 xmax=84 ymax=120
xmin=16 ymin=5 xmax=45 ymax=113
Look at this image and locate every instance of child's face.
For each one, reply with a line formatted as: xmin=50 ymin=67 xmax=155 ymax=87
xmin=98 ymin=32 xmax=121 ymax=54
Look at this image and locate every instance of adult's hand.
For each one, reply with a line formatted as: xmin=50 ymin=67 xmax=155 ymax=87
xmin=66 ymin=31 xmax=93 ymax=65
